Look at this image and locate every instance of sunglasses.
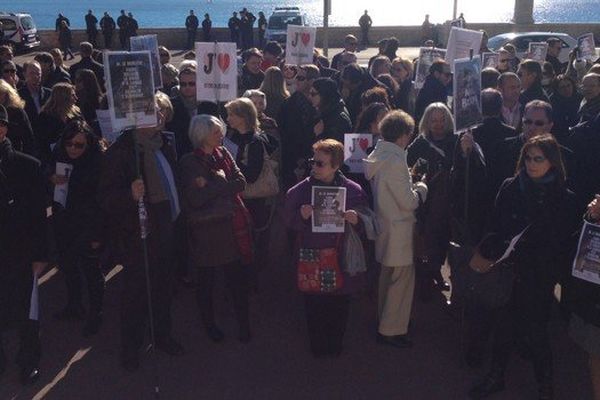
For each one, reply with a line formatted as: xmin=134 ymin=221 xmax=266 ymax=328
xmin=2 ymin=69 xmax=16 ymax=74
xmin=65 ymin=141 xmax=86 ymax=149
xmin=524 ymin=154 xmax=547 ymax=163
xmin=296 ymin=76 xmax=307 ymax=81
xmin=522 ymin=119 xmax=546 ymax=127
xmin=308 ymin=158 xmax=327 ymax=168
xmin=180 ymin=82 xmax=196 ymax=87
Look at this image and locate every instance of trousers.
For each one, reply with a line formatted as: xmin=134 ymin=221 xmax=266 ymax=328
xmin=378 ymin=265 xmax=415 ymax=336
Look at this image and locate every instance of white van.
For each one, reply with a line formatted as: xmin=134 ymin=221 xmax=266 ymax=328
xmin=265 ymin=7 xmax=307 ymax=44
xmin=0 ymin=12 xmax=41 ymax=53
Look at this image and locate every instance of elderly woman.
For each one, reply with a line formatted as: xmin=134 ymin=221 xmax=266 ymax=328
xmin=97 ymin=93 xmax=183 ymax=371
xmin=242 ymin=89 xmax=279 ymax=139
xmin=0 ymin=79 xmax=36 ymax=156
xmin=469 ymin=134 xmax=579 ymax=400
xmin=49 ymin=120 xmax=105 ymax=336
xmin=225 ymin=97 xmax=278 ymax=290
xmin=310 ymin=77 xmax=352 ymax=144
xmin=178 ymin=114 xmax=251 ymax=343
xmin=284 ymin=139 xmax=368 ymax=357
xmin=407 ymin=102 xmax=457 ymax=301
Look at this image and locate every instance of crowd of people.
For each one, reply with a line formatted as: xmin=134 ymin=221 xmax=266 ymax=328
xmin=1 ymin=24 xmax=600 ymax=400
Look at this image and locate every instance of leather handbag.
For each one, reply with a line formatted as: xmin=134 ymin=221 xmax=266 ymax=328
xmin=242 ymin=142 xmax=279 ymax=199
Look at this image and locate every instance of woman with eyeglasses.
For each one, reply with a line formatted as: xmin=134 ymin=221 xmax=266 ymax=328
xmin=310 ymin=78 xmax=352 ymax=145
xmin=34 ymin=83 xmax=82 ymax=167
xmin=284 ymin=139 xmax=368 ymax=357
xmin=0 ymin=79 xmax=36 ymax=156
xmin=407 ymin=102 xmax=457 ymax=301
xmin=469 ymin=134 xmax=579 ymax=399
xmin=49 ymin=120 xmax=105 ymax=336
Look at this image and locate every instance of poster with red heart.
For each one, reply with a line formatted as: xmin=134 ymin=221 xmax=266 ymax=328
xmin=195 ymin=42 xmax=238 ymax=102
xmin=285 ymin=25 xmax=317 ymax=66
xmin=344 ymin=133 xmax=373 ymax=174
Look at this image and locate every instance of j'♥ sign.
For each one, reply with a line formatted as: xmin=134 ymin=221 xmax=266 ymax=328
xmin=195 ymin=42 xmax=237 ymax=102
xmin=203 ymin=52 xmax=231 ymax=74
xmin=291 ymin=32 xmax=311 ymax=47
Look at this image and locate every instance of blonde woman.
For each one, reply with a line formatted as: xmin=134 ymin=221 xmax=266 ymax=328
xmin=259 ymin=66 xmax=290 ymax=119
xmin=391 ymin=57 xmax=416 ymax=115
xmin=35 ymin=83 xmax=81 ymax=165
xmin=0 ymin=79 xmax=36 ymax=155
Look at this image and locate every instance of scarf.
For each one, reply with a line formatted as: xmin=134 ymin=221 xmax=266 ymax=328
xmin=135 ymin=130 xmax=168 ymax=204
xmin=194 ymin=146 xmax=254 ymax=265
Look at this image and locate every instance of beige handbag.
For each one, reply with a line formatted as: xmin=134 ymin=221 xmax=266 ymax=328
xmin=242 ymin=141 xmax=280 ymax=199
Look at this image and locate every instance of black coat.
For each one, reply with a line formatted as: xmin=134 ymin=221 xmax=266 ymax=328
xmin=34 ymin=112 xmax=68 ymax=168
xmin=45 ymin=66 xmax=71 ymax=88
xmin=69 ymin=57 xmax=105 ymax=89
xmin=550 ymin=91 xmax=582 ymax=142
xmin=567 ymin=115 xmax=600 ymax=207
xmin=18 ymin=85 xmax=52 ymax=127
xmin=230 ymin=130 xmax=278 ymax=184
xmin=238 ymin=65 xmax=264 ymax=96
xmin=519 ymin=83 xmax=549 ymax=111
xmin=415 ymin=75 xmax=448 ymax=122
xmin=314 ymin=99 xmax=352 ymax=144
xmin=5 ymin=106 xmax=37 ymax=157
xmin=164 ymin=96 xmax=202 ymax=159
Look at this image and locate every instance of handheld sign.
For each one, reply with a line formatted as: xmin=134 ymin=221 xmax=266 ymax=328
xmin=103 ymin=51 xmax=157 ymax=131
xmin=527 ymin=42 xmax=548 ymax=64
xmin=445 ymin=27 xmax=483 ymax=72
xmin=572 ymin=220 xmax=600 ymax=285
xmin=453 ymin=56 xmax=482 ymax=133
xmin=196 ymin=42 xmax=238 ymax=102
xmin=53 ymin=162 xmax=72 ymax=208
xmin=130 ymin=34 xmax=163 ymax=89
xmin=578 ymin=33 xmax=596 ymax=61
xmin=344 ymin=133 xmax=373 ymax=174
xmin=415 ymin=47 xmax=447 ymax=90
xmin=312 ymin=186 xmax=347 ymax=233
xmin=482 ymin=52 xmax=499 ymax=69
xmin=285 ymin=25 xmax=317 ymax=66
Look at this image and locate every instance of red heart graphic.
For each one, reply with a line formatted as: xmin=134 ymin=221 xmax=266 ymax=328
xmin=301 ymin=33 xmax=311 ymax=46
xmin=359 ymin=138 xmax=369 ymax=152
xmin=217 ymin=53 xmax=230 ymax=73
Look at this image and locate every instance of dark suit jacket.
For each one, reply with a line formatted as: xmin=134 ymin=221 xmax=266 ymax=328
xmin=69 ymin=57 xmax=105 ymax=89
xmin=18 ymin=85 xmax=52 ymax=126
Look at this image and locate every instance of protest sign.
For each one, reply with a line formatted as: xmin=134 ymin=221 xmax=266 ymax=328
xmin=527 ymin=42 xmax=548 ymax=64
xmin=445 ymin=27 xmax=483 ymax=71
xmin=344 ymin=134 xmax=373 ymax=174
xmin=96 ymin=109 xmax=120 ymax=145
xmin=53 ymin=162 xmax=72 ymax=208
xmin=578 ymin=33 xmax=596 ymax=61
xmin=130 ymin=34 xmax=162 ymax=89
xmin=572 ymin=220 xmax=600 ymax=285
xmin=453 ymin=56 xmax=482 ymax=132
xmin=312 ymin=186 xmax=347 ymax=233
xmin=415 ymin=47 xmax=447 ymax=89
xmin=482 ymin=52 xmax=499 ymax=69
xmin=196 ymin=42 xmax=238 ymax=102
xmin=104 ymin=51 xmax=157 ymax=131
xmin=285 ymin=25 xmax=317 ymax=66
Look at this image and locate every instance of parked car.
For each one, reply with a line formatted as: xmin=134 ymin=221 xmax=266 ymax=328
xmin=0 ymin=12 xmax=40 ymax=53
xmin=488 ymin=32 xmax=577 ymax=64
xmin=265 ymin=7 xmax=307 ymax=44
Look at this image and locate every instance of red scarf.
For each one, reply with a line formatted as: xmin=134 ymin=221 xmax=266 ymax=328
xmin=194 ymin=147 xmax=254 ymax=265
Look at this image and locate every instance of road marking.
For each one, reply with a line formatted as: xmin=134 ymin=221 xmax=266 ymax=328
xmin=31 ymin=347 xmax=92 ymax=400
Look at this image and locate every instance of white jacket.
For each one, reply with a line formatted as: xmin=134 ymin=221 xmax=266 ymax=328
xmin=364 ymin=140 xmax=428 ymax=267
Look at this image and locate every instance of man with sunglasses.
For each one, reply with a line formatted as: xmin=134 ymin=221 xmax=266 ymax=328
xmin=277 ymin=64 xmax=319 ymax=188
xmin=1 ymin=60 xmax=19 ymax=89
xmin=0 ymin=45 xmax=24 ymax=82
xmin=166 ymin=67 xmax=200 ymax=158
xmin=415 ymin=60 xmax=452 ymax=122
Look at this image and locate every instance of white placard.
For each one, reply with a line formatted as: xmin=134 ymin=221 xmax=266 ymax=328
xmin=312 ymin=186 xmax=347 ymax=233
xmin=195 ymin=42 xmax=238 ymax=102
xmin=573 ymin=220 xmax=600 ymax=285
xmin=445 ymin=27 xmax=484 ymax=72
xmin=415 ymin=47 xmax=447 ymax=90
xmin=453 ymin=56 xmax=482 ymax=132
xmin=103 ymin=51 xmax=157 ymax=131
xmin=130 ymin=34 xmax=163 ymax=89
xmin=285 ymin=25 xmax=317 ymax=66
xmin=53 ymin=162 xmax=72 ymax=208
xmin=578 ymin=33 xmax=596 ymax=62
xmin=344 ymin=133 xmax=373 ymax=174
xmin=482 ymin=52 xmax=499 ymax=69
xmin=527 ymin=42 xmax=548 ymax=64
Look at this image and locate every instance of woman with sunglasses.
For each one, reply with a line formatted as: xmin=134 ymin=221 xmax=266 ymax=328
xmin=469 ymin=134 xmax=579 ymax=399
xmin=49 ymin=120 xmax=105 ymax=336
xmin=310 ymin=78 xmax=352 ymax=144
xmin=1 ymin=60 xmax=19 ymax=88
xmin=0 ymin=79 xmax=36 ymax=156
xmin=284 ymin=139 xmax=368 ymax=357
xmin=407 ymin=102 xmax=457 ymax=301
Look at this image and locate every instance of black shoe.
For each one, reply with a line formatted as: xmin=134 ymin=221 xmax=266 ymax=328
xmin=53 ymin=305 xmax=85 ymax=321
xmin=19 ymin=366 xmax=40 ymax=386
xmin=376 ymin=333 xmax=413 ymax=348
xmin=239 ymin=326 xmax=251 ymax=343
xmin=155 ymin=337 xmax=184 ymax=356
xmin=82 ymin=314 xmax=103 ymax=337
xmin=206 ymin=326 xmax=225 ymax=343
xmin=469 ymin=374 xmax=505 ymax=399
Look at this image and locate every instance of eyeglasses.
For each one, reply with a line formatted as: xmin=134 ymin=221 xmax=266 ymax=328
xmin=180 ymin=81 xmax=196 ymax=87
xmin=308 ymin=90 xmax=319 ymax=97
xmin=65 ymin=141 xmax=86 ymax=149
xmin=308 ymin=158 xmax=327 ymax=168
xmin=295 ymin=76 xmax=307 ymax=81
xmin=524 ymin=154 xmax=547 ymax=163
xmin=2 ymin=69 xmax=16 ymax=74
xmin=522 ymin=119 xmax=547 ymax=127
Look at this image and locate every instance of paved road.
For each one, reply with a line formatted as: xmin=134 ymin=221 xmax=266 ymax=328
xmin=0 ymin=200 xmax=592 ymax=400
